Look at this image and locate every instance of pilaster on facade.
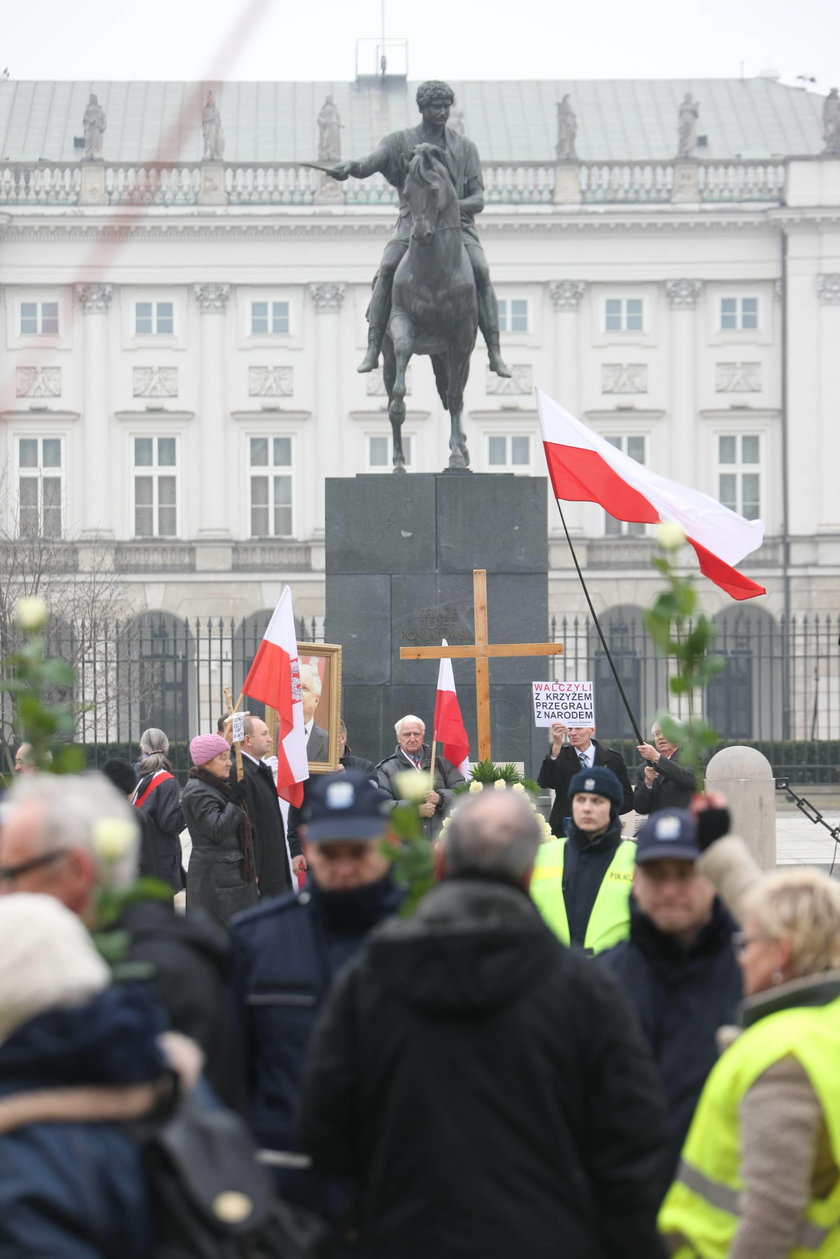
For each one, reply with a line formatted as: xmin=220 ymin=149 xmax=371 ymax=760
xmin=548 ymin=280 xmax=586 ymax=310
xmin=75 ymin=283 xmax=113 ymax=312
xmin=193 ymin=283 xmax=230 ymax=313
xmin=309 ymin=282 xmax=346 ymax=312
xmin=664 ymin=278 xmax=702 ymax=309
xmin=816 ymin=273 xmax=840 ymax=304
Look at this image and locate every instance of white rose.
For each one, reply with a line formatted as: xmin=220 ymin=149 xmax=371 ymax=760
xmin=92 ymin=817 xmax=136 ymax=863
xmin=511 ymin=782 xmax=525 ymax=794
xmin=15 ymin=596 xmax=49 ymax=632
xmin=654 ymin=521 xmax=686 ymax=551
xmin=393 ymin=770 xmax=432 ymax=803
xmin=493 ymin=778 xmax=507 ymax=791
xmin=468 ymin=781 xmax=483 ymax=794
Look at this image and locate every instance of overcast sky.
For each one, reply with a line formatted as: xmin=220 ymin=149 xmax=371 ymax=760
xmin=4 ymin=0 xmax=839 ymax=92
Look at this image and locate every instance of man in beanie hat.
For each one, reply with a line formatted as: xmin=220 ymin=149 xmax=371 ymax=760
xmin=599 ymin=807 xmax=741 ymax=1175
xmin=530 ymin=764 xmax=635 ymax=953
xmin=230 ymin=769 xmax=402 ymax=1234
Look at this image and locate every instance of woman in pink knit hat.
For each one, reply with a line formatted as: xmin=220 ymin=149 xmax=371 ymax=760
xmin=181 ymin=733 xmax=258 ymax=927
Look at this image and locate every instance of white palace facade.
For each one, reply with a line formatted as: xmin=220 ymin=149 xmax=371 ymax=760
xmin=1 ymin=73 xmax=840 ymax=742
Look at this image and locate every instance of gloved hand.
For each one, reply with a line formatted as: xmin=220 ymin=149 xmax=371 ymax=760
xmin=695 ymin=805 xmax=731 ymax=851
xmin=228 ymin=778 xmax=248 ymax=805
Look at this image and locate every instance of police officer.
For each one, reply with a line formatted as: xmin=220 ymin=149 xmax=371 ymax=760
xmin=530 ymin=765 xmax=635 ymax=954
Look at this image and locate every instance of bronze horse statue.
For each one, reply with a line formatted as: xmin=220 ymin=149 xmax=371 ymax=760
xmin=381 ymin=144 xmax=478 ymax=472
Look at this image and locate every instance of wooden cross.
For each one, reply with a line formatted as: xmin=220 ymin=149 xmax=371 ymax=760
xmin=399 ymin=569 xmax=563 ymax=762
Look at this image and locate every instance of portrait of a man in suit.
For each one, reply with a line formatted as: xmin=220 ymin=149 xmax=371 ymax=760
xmin=300 ymin=661 xmax=329 ymax=762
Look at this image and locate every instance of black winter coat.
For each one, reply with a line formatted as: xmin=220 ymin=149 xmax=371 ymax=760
xmin=182 ymin=775 xmax=258 ymax=927
xmin=632 ymin=751 xmax=696 ymax=814
xmin=537 ymin=741 xmax=633 ymax=836
xmin=299 ymin=877 xmax=670 ymax=1259
xmin=236 ymin=755 xmax=292 ymax=899
xmin=133 ymin=768 xmax=184 ymax=892
xmin=375 ymin=744 xmax=464 ymax=839
xmin=600 ymin=897 xmax=742 ymax=1177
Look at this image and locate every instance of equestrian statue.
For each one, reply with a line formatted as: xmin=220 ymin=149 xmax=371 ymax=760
xmin=327 ymin=80 xmax=511 ymax=472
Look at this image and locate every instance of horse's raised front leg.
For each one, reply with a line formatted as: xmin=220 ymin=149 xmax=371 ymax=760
xmin=387 ymin=314 xmax=413 ymax=474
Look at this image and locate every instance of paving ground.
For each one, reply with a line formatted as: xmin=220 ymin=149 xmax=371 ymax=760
xmin=776 ymin=805 xmax=840 ymax=870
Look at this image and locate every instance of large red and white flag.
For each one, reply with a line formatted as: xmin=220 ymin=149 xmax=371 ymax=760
xmin=536 ymin=389 xmax=766 ymax=601
xmin=241 ymin=587 xmax=309 ymax=808
xmin=433 ymin=640 xmax=470 ymax=775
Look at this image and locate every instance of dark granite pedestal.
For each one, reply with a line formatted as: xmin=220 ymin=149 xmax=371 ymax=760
xmin=325 ymin=474 xmax=551 ymax=771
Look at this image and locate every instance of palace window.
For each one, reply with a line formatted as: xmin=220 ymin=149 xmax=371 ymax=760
xmin=497 ymin=299 xmax=529 ymax=333
xmin=720 ymin=297 xmax=758 ymax=332
xmin=605 ymin=298 xmax=644 ymax=333
xmin=249 ymin=436 xmax=293 ymax=537
xmin=367 ymin=433 xmax=414 ymax=473
xmin=250 ymin=301 xmax=290 ymax=335
xmin=604 ymin=435 xmax=647 ymax=536
xmin=18 ymin=437 xmax=63 ymax=538
xmin=487 ymin=434 xmax=532 ymax=472
xmin=135 ymin=301 xmax=174 ymax=335
xmin=718 ymin=434 xmax=761 ymax=520
xmin=20 ymin=301 xmax=59 ymax=336
xmin=133 ymin=436 xmax=178 ymax=537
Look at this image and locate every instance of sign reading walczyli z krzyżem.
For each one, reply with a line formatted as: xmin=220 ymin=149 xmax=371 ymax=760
xmin=532 ymin=680 xmax=594 ymax=727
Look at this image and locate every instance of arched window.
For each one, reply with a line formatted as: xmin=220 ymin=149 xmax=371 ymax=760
xmin=233 ymin=610 xmax=274 ymax=721
xmin=587 ymin=605 xmax=669 ymax=741
xmin=707 ymin=606 xmax=782 ymax=740
xmin=118 ymin=612 xmax=194 ymax=743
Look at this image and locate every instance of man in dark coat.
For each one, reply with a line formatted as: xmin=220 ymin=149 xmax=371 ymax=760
xmin=600 ymin=807 xmax=742 ymax=1177
xmin=537 ymin=722 xmax=633 ymax=836
xmin=634 ymin=722 xmax=696 ymax=814
xmin=299 ymin=788 xmax=670 ymax=1259
xmin=234 ymin=716 xmax=293 ymax=899
xmin=230 ymin=770 xmax=402 ymax=1230
xmin=376 ymin=713 xmax=464 ymax=839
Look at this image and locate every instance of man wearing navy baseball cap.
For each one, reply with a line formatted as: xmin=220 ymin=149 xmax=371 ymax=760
xmin=530 ymin=764 xmax=636 ymax=954
xmin=600 ymin=807 xmax=741 ymax=1175
xmin=229 ymin=770 xmax=402 ymax=1228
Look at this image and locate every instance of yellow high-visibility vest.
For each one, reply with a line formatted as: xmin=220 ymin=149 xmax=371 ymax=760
xmin=659 ymin=994 xmax=840 ymax=1258
xmin=530 ymin=835 xmax=634 ymax=954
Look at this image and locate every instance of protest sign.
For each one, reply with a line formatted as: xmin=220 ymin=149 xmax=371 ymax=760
xmin=532 ymin=680 xmax=594 ymax=727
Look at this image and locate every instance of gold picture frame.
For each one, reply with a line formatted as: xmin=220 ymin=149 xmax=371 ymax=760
xmin=297 ymin=642 xmax=343 ymax=773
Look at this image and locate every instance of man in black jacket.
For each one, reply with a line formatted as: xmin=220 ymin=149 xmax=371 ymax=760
xmin=600 ymin=807 xmax=742 ymax=1177
xmin=634 ymin=722 xmax=696 ymax=814
xmin=235 ymin=716 xmax=293 ymax=898
xmin=299 ymin=788 xmax=670 ymax=1259
xmin=537 ymin=722 xmax=633 ymax=836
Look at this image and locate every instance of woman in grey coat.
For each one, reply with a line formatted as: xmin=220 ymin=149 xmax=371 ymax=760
xmin=181 ymin=733 xmax=258 ymax=928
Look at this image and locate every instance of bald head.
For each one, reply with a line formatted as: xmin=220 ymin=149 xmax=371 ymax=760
xmin=441 ymin=791 xmax=542 ymax=887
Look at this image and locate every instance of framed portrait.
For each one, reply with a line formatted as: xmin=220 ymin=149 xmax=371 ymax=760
xmin=297 ymin=643 xmax=342 ymax=772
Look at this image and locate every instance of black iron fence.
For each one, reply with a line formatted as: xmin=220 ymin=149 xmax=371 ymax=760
xmin=2 ymin=606 xmax=840 ymax=783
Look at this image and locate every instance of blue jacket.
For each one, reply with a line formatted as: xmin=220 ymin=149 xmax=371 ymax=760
xmin=0 ymin=986 xmax=167 ymax=1259
xmin=600 ymin=896 xmax=742 ymax=1177
xmin=230 ymin=872 xmax=402 ymax=1215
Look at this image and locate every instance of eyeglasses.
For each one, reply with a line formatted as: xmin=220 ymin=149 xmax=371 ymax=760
xmin=731 ymin=930 xmax=773 ymax=956
xmin=0 ymin=848 xmax=67 ymax=885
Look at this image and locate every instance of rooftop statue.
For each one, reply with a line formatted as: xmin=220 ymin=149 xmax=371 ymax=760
xmin=677 ymin=92 xmax=699 ymax=158
xmin=202 ymin=92 xmax=225 ymax=161
xmin=555 ymin=95 xmax=578 ymax=160
xmin=317 ymin=95 xmax=342 ymax=163
xmin=83 ymin=94 xmax=106 ymax=160
xmin=823 ymin=88 xmax=840 ymax=156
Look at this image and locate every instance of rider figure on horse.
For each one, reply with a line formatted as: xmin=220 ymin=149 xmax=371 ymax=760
xmin=328 ymin=79 xmax=512 ymax=380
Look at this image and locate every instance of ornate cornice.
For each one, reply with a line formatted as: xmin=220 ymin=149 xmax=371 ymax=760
xmin=549 ymin=280 xmax=586 ymax=310
xmin=665 ymin=278 xmax=702 ymax=309
xmin=193 ymin=282 xmax=230 ymax=312
xmin=308 ymin=282 xmax=346 ymax=311
xmin=816 ymin=273 xmax=840 ymax=304
xmin=75 ymin=282 xmax=113 ymax=312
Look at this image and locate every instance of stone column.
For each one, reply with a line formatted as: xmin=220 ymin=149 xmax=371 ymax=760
xmin=193 ymin=284 xmax=231 ymax=537
xmin=75 ymin=283 xmax=114 ymax=536
xmin=816 ymin=274 xmax=840 ymax=528
xmin=308 ymin=284 xmax=346 ymax=541
xmin=664 ymin=279 xmax=702 ymax=484
xmin=548 ymin=281 xmax=586 ymax=536
xmin=706 ymin=746 xmax=776 ymax=870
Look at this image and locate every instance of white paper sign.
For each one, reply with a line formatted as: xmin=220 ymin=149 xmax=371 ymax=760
xmin=532 ymin=680 xmax=594 ymax=728
xmin=231 ymin=711 xmax=246 ymax=745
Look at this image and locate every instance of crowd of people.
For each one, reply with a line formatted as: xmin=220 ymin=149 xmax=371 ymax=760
xmin=0 ymin=712 xmax=838 ymax=1258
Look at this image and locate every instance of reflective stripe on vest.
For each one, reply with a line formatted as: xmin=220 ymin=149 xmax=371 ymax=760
xmin=659 ymin=996 xmax=840 ymax=1258
xmin=529 ymin=836 xmax=634 ymax=954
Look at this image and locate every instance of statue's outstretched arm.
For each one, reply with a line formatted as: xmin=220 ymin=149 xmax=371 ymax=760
xmin=327 ymin=141 xmax=390 ymax=182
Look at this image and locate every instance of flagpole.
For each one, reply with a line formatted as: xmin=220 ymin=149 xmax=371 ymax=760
xmin=553 ymin=502 xmax=646 ymax=747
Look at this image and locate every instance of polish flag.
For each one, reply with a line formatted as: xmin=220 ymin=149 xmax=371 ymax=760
xmin=433 ymin=641 xmax=470 ymax=775
xmin=241 ymin=587 xmax=309 ymax=808
xmin=536 ymin=389 xmax=766 ymax=601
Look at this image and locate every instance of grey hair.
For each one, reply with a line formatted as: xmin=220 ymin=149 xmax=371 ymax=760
xmin=299 ymin=663 xmax=322 ymax=696
xmin=5 ymin=772 xmax=140 ymax=891
xmin=395 ymin=714 xmax=425 ymax=737
xmin=443 ymin=791 xmax=541 ymax=884
xmin=138 ymin=727 xmax=170 ymax=775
